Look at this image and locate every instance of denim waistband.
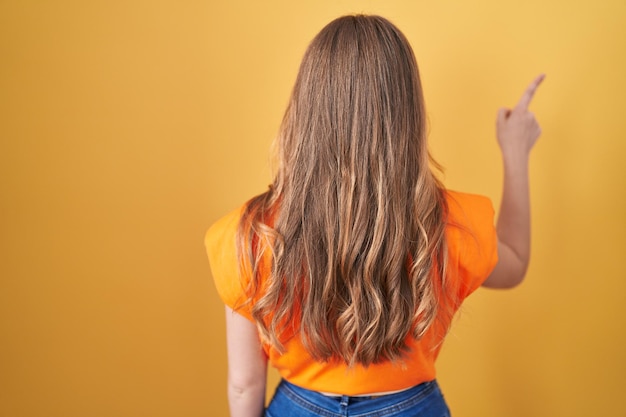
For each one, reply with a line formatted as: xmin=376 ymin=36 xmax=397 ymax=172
xmin=271 ymin=378 xmax=447 ymax=417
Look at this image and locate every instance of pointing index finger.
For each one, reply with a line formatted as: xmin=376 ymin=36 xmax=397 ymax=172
xmin=515 ymin=74 xmax=545 ymax=110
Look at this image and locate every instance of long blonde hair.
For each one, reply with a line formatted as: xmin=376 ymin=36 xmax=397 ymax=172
xmin=237 ymin=15 xmax=453 ymax=367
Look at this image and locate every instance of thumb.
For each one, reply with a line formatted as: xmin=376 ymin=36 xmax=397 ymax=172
xmin=497 ymin=108 xmax=510 ymax=125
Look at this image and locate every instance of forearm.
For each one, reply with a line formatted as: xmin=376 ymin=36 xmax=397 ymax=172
xmin=497 ymin=155 xmax=531 ymax=276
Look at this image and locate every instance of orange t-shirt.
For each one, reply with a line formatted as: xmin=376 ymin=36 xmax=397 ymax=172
xmin=205 ymin=190 xmax=498 ymax=395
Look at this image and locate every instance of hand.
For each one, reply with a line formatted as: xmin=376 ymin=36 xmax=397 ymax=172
xmin=496 ymin=74 xmax=545 ymax=160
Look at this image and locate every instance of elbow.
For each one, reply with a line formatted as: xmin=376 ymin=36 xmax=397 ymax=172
xmin=482 ymin=241 xmax=530 ymax=289
xmin=495 ymin=266 xmax=528 ymax=289
xmin=227 ymin=376 xmax=266 ymax=415
xmin=227 ymin=373 xmax=266 ymax=400
xmin=506 ymin=257 xmax=530 ymax=288
xmin=482 ymin=256 xmax=529 ymax=289
xmin=496 ymin=271 xmax=527 ymax=289
xmin=228 ymin=383 xmax=253 ymax=403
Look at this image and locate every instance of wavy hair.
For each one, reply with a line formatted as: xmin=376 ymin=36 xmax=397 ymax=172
xmin=237 ymin=15 xmax=454 ymax=367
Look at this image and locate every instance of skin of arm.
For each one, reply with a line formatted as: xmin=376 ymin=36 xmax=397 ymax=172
xmin=483 ymin=74 xmax=545 ymax=289
xmin=225 ymin=306 xmax=268 ymax=417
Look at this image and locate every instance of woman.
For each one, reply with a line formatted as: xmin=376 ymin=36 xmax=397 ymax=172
xmin=206 ymin=14 xmax=543 ymax=417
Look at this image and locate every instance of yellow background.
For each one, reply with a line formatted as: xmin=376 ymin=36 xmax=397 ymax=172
xmin=1 ymin=1 xmax=624 ymax=416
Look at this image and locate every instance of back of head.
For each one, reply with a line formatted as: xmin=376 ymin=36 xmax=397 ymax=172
xmin=277 ymin=14 xmax=428 ymax=196
xmin=239 ymin=15 xmax=451 ymax=367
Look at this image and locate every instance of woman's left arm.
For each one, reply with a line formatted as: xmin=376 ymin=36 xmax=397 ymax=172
xmin=224 ymin=306 xmax=268 ymax=417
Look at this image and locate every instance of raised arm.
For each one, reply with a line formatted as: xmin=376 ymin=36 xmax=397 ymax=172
xmin=483 ymin=74 xmax=545 ymax=289
xmin=225 ymin=306 xmax=268 ymax=417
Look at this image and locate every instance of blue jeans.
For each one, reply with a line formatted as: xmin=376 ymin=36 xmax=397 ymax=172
xmin=265 ymin=379 xmax=451 ymax=417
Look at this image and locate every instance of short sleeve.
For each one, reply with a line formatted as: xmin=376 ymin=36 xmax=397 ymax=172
xmin=204 ymin=206 xmax=254 ymax=321
xmin=445 ymin=191 xmax=499 ymax=299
